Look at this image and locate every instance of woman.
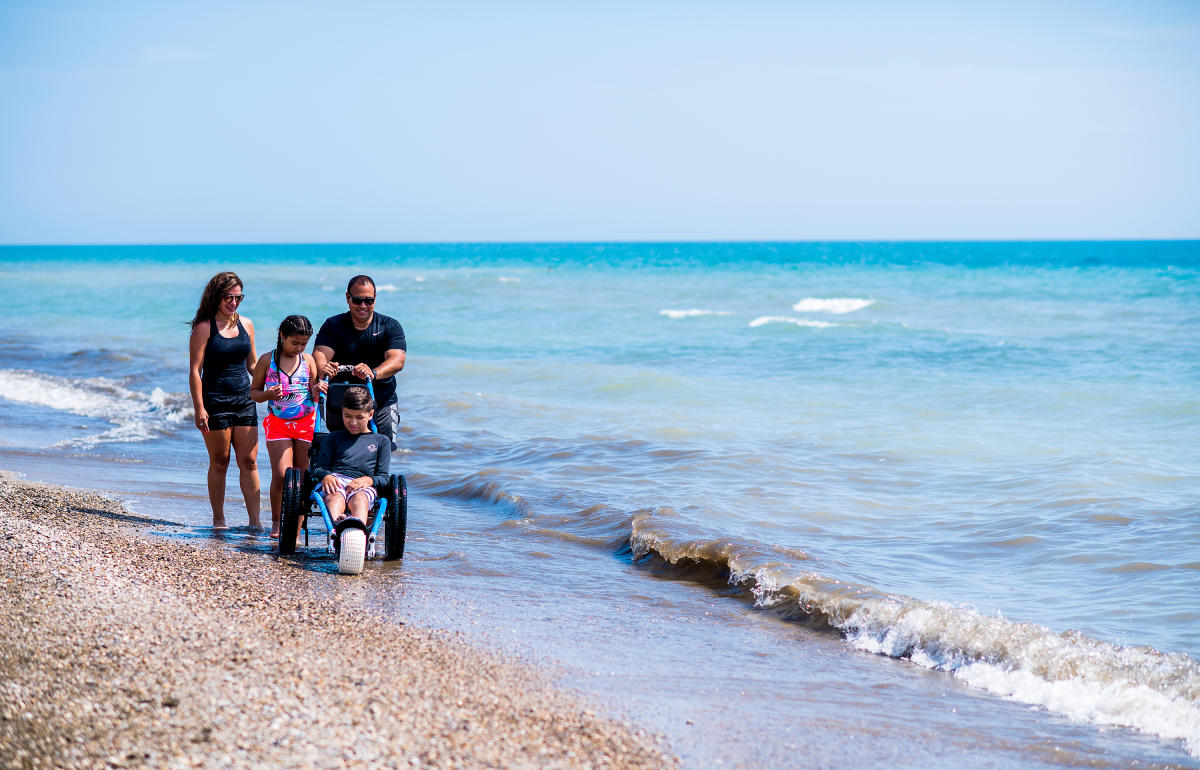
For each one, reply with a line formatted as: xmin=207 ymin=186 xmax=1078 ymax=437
xmin=188 ymin=272 xmax=262 ymax=530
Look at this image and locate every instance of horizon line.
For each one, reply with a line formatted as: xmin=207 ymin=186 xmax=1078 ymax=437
xmin=3 ymin=237 xmax=1199 ymax=248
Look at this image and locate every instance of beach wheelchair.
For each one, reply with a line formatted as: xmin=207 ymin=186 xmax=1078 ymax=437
xmin=277 ymin=366 xmax=406 ymax=574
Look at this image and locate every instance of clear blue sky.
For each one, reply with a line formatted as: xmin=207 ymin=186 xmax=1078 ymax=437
xmin=2 ymin=1 xmax=1198 ymax=244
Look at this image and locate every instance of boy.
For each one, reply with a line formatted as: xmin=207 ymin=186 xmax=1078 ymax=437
xmin=310 ymin=386 xmax=391 ymax=527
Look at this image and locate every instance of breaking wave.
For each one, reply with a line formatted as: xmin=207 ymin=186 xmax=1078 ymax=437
xmin=0 ymin=368 xmax=192 ymax=448
xmin=629 ymin=515 xmax=1200 ymax=758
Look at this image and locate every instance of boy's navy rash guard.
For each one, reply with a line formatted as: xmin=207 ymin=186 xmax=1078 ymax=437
xmin=312 ymin=430 xmax=391 ymax=489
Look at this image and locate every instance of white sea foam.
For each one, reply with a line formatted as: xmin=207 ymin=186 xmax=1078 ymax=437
xmin=499 ymin=276 xmax=521 ymax=283
xmin=376 ymin=283 xmax=399 ymax=292
xmin=748 ymin=316 xmax=836 ymax=328
xmin=0 ymin=369 xmax=191 ymax=449
xmin=792 ymin=297 xmax=875 ymax=314
xmin=660 ymin=309 xmax=732 ymax=320
xmin=839 ymin=598 xmax=1200 ymax=757
xmin=631 ymin=519 xmax=1200 ymax=760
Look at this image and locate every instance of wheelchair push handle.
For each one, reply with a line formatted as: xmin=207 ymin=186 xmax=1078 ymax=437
xmin=324 ymin=364 xmax=374 ymax=381
xmin=317 ymin=364 xmax=378 ymax=434
xmin=322 ymin=365 xmax=377 ymax=398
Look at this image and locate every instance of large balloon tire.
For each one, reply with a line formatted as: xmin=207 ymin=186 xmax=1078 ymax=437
xmin=338 ymin=528 xmax=366 ymax=575
xmin=384 ymin=474 xmax=407 ymax=561
xmin=279 ymin=468 xmax=304 ymax=556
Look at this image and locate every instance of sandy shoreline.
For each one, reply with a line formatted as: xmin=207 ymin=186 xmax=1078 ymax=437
xmin=0 ymin=472 xmax=676 ymax=769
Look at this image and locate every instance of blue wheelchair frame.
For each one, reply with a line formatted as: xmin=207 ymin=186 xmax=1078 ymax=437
xmin=293 ymin=368 xmax=397 ymax=561
xmin=307 ymin=369 xmax=386 ymax=554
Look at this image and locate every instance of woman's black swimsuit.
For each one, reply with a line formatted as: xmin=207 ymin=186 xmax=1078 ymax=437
xmin=201 ymin=318 xmax=256 ymax=430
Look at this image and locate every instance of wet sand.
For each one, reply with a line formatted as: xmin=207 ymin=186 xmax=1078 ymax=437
xmin=0 ymin=472 xmax=676 ymax=769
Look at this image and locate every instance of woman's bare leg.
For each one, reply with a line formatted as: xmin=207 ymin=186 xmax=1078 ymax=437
xmin=201 ymin=428 xmax=233 ymax=529
xmin=231 ymin=424 xmax=262 ymax=529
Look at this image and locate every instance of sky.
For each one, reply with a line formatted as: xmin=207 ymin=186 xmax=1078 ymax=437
xmin=1 ymin=1 xmax=1198 ymax=244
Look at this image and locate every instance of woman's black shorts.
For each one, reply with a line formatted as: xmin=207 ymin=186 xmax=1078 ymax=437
xmin=204 ymin=398 xmax=258 ymax=431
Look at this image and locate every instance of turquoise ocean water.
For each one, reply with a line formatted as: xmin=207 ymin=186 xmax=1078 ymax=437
xmin=1 ymin=242 xmax=1197 ymax=767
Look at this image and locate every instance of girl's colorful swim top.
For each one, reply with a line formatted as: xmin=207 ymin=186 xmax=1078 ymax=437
xmin=265 ymin=353 xmax=316 ymax=420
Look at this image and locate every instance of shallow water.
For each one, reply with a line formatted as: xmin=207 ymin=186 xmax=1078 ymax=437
xmin=1 ymin=242 xmax=1198 ymax=765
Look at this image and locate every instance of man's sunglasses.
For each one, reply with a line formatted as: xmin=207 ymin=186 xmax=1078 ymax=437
xmin=350 ymin=295 xmax=375 ymax=306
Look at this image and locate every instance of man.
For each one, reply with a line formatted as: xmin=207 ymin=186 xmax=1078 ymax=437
xmin=313 ymin=275 xmax=407 ymax=450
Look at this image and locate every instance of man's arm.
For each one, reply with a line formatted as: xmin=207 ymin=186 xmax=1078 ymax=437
xmin=371 ymin=348 xmax=406 ymax=380
xmin=370 ymin=316 xmax=407 ymax=381
xmin=312 ymin=316 xmax=339 ymax=378
xmin=313 ymin=345 xmax=338 ymax=379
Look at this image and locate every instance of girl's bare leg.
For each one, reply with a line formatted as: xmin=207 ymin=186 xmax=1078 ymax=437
xmin=294 ymin=439 xmax=312 ymax=471
xmin=266 ymin=440 xmax=294 ymax=537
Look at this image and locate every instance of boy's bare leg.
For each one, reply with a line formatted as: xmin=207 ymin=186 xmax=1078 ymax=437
xmin=347 ymin=493 xmax=371 ymax=524
xmin=325 ymin=493 xmax=347 ymax=522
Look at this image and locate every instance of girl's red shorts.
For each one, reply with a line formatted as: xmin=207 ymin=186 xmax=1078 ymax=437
xmin=263 ymin=411 xmax=315 ymax=442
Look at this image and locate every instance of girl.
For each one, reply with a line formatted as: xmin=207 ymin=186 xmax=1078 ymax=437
xmin=188 ymin=272 xmax=261 ymax=530
xmin=250 ymin=315 xmax=324 ymax=538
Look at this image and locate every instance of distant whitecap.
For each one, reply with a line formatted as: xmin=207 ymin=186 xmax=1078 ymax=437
xmin=499 ymin=276 xmax=521 ymax=283
xmin=660 ymin=309 xmax=731 ymax=320
xmin=748 ymin=316 xmax=836 ymax=328
xmin=376 ymin=283 xmax=399 ymax=292
xmin=792 ymin=297 xmax=875 ymax=314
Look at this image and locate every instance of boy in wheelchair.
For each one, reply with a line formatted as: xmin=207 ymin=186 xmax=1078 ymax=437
xmin=278 ymin=378 xmax=406 ymax=571
xmin=310 ymin=386 xmax=391 ymax=555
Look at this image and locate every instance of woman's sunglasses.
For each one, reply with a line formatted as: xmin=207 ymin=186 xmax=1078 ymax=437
xmin=222 ymin=293 xmax=246 ymax=305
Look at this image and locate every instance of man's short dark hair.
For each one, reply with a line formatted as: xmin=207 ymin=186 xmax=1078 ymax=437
xmin=347 ymin=275 xmax=376 ymax=294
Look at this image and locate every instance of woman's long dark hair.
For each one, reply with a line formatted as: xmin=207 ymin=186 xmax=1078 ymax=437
xmin=273 ymin=315 xmax=313 ymax=369
xmin=189 ymin=272 xmax=243 ymax=329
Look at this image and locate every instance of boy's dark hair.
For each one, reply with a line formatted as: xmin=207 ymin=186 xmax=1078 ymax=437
xmin=342 ymin=386 xmax=375 ymax=413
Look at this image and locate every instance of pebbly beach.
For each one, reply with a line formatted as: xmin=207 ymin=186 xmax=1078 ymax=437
xmin=0 ymin=472 xmax=676 ymax=769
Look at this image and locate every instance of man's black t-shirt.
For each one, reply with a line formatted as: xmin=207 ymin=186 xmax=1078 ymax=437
xmin=314 ymin=312 xmax=406 ymax=406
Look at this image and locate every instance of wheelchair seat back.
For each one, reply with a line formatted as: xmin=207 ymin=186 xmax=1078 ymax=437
xmin=322 ymin=380 xmax=358 ymax=432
